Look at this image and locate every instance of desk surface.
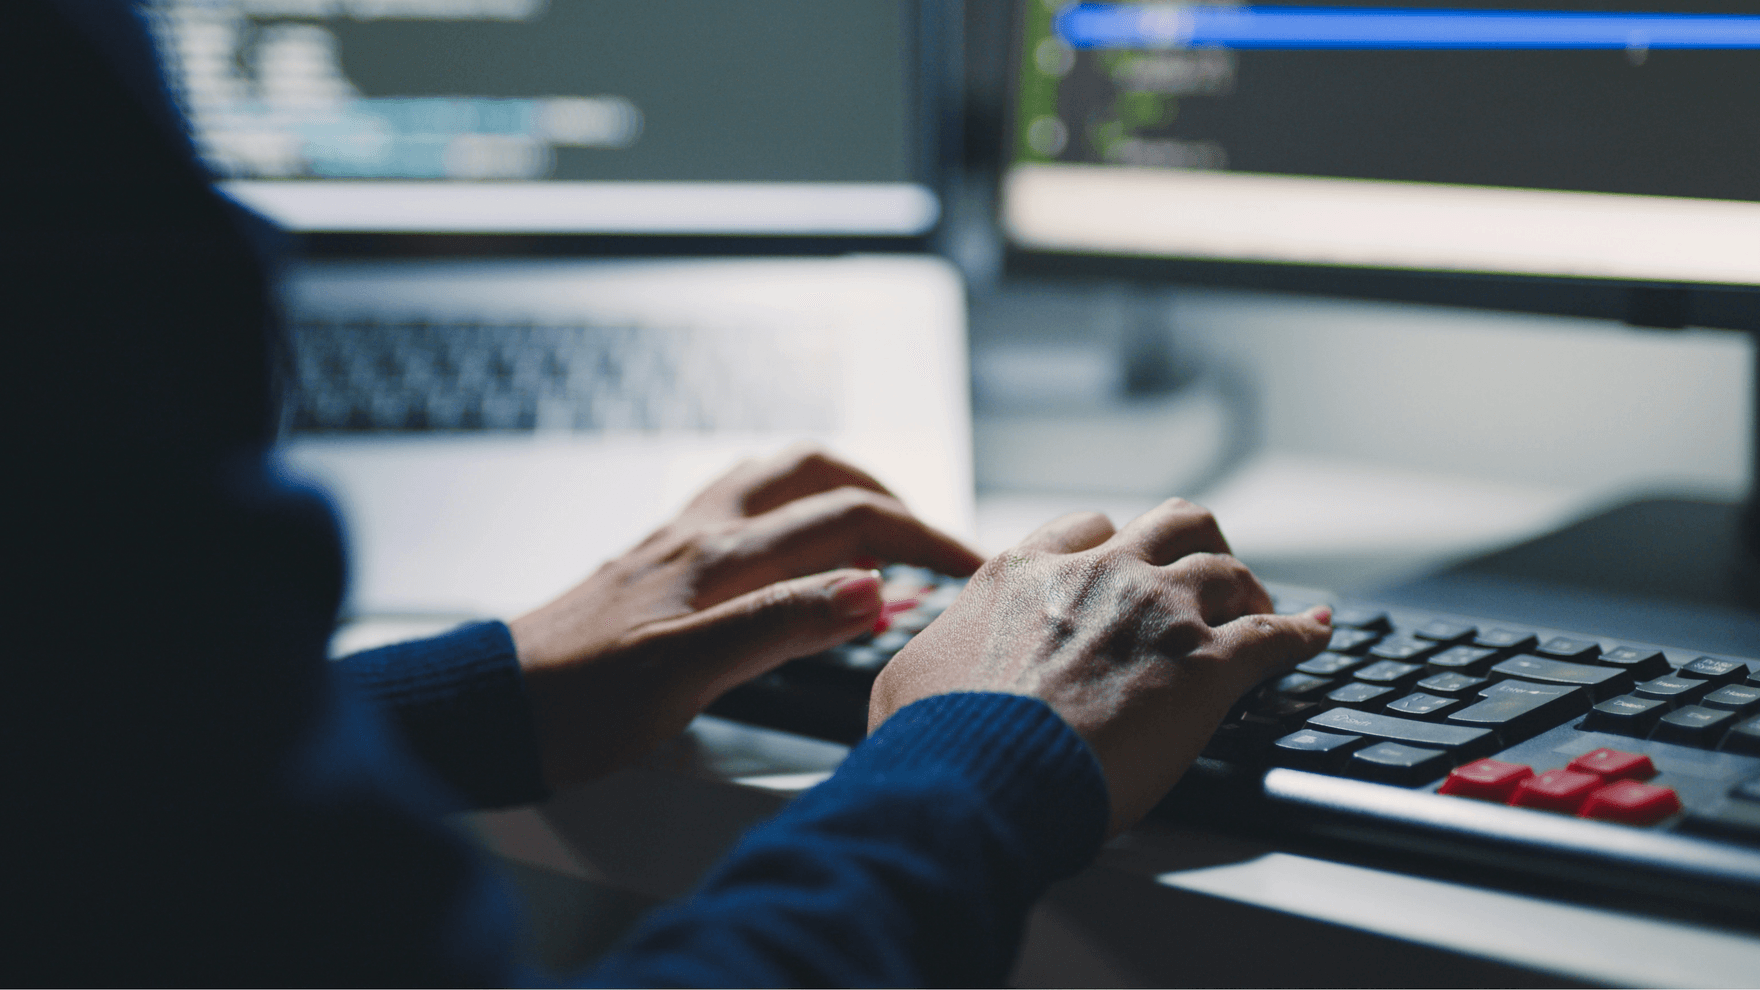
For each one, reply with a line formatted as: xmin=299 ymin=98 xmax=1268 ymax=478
xmin=462 ymin=714 xmax=1760 ymax=987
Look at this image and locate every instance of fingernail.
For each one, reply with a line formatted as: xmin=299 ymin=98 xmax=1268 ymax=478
xmin=1307 ymin=605 xmax=1333 ymax=625
xmin=830 ymin=571 xmax=883 ymax=620
xmin=852 ymin=555 xmax=881 ymax=570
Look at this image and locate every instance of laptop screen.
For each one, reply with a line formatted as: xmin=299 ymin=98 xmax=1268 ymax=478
xmin=148 ymin=0 xmax=937 ymax=235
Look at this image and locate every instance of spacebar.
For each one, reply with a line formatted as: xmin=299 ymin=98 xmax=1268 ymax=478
xmin=1307 ymin=708 xmax=1493 ymax=753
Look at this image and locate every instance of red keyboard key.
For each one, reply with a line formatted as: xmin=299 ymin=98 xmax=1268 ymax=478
xmin=1579 ymin=780 xmax=1683 ymax=826
xmin=1439 ymin=759 xmax=1534 ymax=802
xmin=1567 ymin=748 xmax=1656 ymax=782
xmin=871 ymin=598 xmax=921 ymax=634
xmin=1511 ymin=769 xmax=1602 ymax=814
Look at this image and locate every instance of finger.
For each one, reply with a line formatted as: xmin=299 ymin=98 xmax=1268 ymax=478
xmin=1113 ymin=498 xmax=1231 ymax=565
xmin=1164 ymin=552 xmax=1275 ymax=626
xmin=654 ymin=568 xmax=885 ymax=700
xmin=1209 ymin=605 xmax=1333 ymax=687
xmin=1015 ymin=511 xmax=1116 ymax=554
xmin=700 ymin=487 xmax=985 ymax=604
xmin=705 ymin=444 xmax=896 ymax=518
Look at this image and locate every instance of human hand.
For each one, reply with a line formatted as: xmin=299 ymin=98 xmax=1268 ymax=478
xmin=869 ymin=499 xmax=1330 ymax=835
xmin=509 ymin=445 xmax=984 ymax=787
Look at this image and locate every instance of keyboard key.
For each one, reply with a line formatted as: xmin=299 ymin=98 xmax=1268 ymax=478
xmin=1535 ymin=636 xmax=1600 ymax=661
xmin=1678 ymin=656 xmax=1748 ymax=686
xmin=1732 ymin=775 xmax=1760 ymax=804
xmin=1297 ymin=652 xmax=1366 ymax=677
xmin=1579 ymin=780 xmax=1682 ymax=826
xmin=1439 ymin=758 xmax=1534 ymax=802
xmin=1204 ymin=720 xmax=1276 ymax=762
xmin=1331 ymin=607 xmax=1391 ymax=631
xmin=1702 ymin=684 xmax=1760 ymax=715
xmin=1384 ymin=692 xmax=1460 ymax=720
xmin=871 ymin=630 xmax=913 ymax=654
xmin=1348 ymin=742 xmax=1453 ymax=786
xmin=1243 ymin=696 xmax=1323 ymax=731
xmin=1367 ymin=636 xmax=1442 ymax=662
xmin=1597 ymin=646 xmax=1670 ymax=680
xmin=1480 ymin=679 xmax=1589 ymax=703
xmin=1633 ymin=674 xmax=1712 ymax=707
xmin=1415 ymin=619 xmax=1476 ymax=643
xmin=1488 ymin=655 xmax=1633 ymax=700
xmin=1511 ymin=769 xmax=1602 ymax=814
xmin=1353 ymin=660 xmax=1426 ymax=688
xmin=1579 ymin=694 xmax=1669 ymax=737
xmin=1308 ymin=707 xmax=1494 ymax=754
xmin=1722 ymin=716 xmax=1760 ymax=756
xmin=1416 ymin=671 xmax=1488 ymax=697
xmin=1651 ymin=705 xmax=1738 ymax=748
xmin=1474 ymin=628 xmax=1538 ymax=652
xmin=1567 ymin=748 xmax=1656 ymax=781
xmin=1271 ymin=728 xmax=1365 ymax=773
xmin=832 ymin=645 xmax=888 ymax=672
xmin=1325 ymin=682 xmax=1396 ymax=708
xmin=1271 ymin=672 xmax=1336 ymax=700
xmin=1425 ymin=645 xmax=1499 ymax=675
xmin=1328 ymin=628 xmax=1382 ymax=655
xmin=1447 ymin=683 xmax=1590 ymax=745
xmin=1682 ymin=801 xmax=1760 ymax=843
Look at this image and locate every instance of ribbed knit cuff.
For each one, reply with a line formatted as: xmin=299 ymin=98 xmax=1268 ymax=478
xmin=336 ymin=621 xmax=549 ymax=810
xmin=847 ymin=692 xmax=1110 ymax=885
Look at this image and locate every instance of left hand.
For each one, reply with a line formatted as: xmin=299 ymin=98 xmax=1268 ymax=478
xmin=508 ymin=444 xmax=984 ymax=787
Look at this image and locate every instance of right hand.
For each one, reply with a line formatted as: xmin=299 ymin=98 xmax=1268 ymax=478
xmin=869 ymin=499 xmax=1331 ymax=835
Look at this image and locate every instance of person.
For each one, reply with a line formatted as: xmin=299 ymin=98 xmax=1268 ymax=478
xmin=13 ymin=1 xmax=1332 ymax=983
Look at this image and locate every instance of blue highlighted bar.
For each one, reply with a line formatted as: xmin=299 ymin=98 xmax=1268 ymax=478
xmin=1054 ymin=4 xmax=1760 ymax=49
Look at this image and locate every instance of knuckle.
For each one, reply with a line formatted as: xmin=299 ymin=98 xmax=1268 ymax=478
xmin=1177 ymin=500 xmax=1224 ymax=536
xmin=687 ymin=520 xmax=746 ymax=568
xmin=1168 ymin=498 xmax=1215 ymax=522
xmin=832 ymin=486 xmax=895 ymax=521
xmin=753 ymin=579 xmax=798 ymax=615
xmin=781 ymin=441 xmax=832 ymax=470
xmin=1175 ymin=551 xmax=1227 ymax=578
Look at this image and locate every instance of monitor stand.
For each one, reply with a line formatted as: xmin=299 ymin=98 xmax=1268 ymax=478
xmin=1367 ymin=331 xmax=1760 ymax=658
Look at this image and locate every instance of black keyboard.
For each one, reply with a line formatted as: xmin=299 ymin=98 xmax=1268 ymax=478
xmin=708 ymin=567 xmax=1760 ymax=927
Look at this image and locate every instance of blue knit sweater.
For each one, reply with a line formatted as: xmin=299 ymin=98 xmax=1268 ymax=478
xmin=342 ymin=623 xmax=1110 ymax=985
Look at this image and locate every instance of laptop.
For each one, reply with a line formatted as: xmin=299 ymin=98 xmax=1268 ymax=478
xmin=144 ymin=0 xmax=972 ymax=626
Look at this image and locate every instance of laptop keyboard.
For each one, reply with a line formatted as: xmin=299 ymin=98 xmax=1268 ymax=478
xmin=708 ymin=567 xmax=1760 ymax=919
xmin=282 ymin=317 xmax=838 ymax=433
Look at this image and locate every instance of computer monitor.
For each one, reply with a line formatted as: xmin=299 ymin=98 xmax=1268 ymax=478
xmin=146 ymin=0 xmax=954 ymax=239
xmin=997 ymin=0 xmax=1760 ymax=563
xmin=998 ymin=0 xmax=1760 ymax=330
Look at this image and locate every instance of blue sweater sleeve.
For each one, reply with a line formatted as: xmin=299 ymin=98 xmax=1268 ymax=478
xmin=337 ymin=621 xmax=550 ymax=810
xmin=585 ymin=692 xmax=1111 ymax=987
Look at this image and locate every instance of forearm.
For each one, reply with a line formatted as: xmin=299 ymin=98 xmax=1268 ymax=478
xmin=336 ymin=621 xmax=549 ymax=809
xmin=585 ymin=693 xmax=1108 ymax=987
